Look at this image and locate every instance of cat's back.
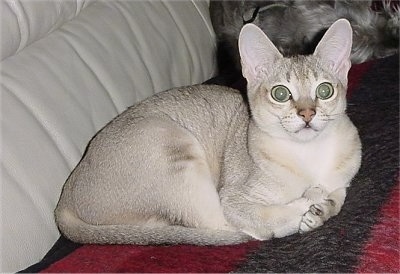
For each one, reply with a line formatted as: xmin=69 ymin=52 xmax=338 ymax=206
xmin=112 ymin=84 xmax=246 ymax=131
xmin=94 ymin=84 xmax=248 ymax=149
xmin=83 ymin=84 xmax=249 ymax=187
xmin=136 ymin=84 xmax=245 ymax=119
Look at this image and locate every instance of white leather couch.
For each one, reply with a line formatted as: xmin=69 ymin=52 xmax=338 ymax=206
xmin=1 ymin=1 xmax=217 ymax=272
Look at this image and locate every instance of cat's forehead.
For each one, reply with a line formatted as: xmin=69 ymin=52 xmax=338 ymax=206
xmin=278 ymin=56 xmax=331 ymax=81
xmin=266 ymin=56 xmax=337 ymax=99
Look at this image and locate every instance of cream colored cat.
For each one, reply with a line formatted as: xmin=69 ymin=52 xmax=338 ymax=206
xmin=55 ymin=19 xmax=361 ymax=245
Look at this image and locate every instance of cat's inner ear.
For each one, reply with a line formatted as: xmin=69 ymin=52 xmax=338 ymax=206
xmin=238 ymin=23 xmax=283 ymax=82
xmin=313 ymin=19 xmax=353 ymax=82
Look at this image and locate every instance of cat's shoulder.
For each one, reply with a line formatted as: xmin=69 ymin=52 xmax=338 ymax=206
xmin=147 ymin=84 xmax=244 ymax=105
xmin=170 ymin=84 xmax=242 ymax=98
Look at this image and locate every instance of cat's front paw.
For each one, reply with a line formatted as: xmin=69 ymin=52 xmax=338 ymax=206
xmin=302 ymin=186 xmax=328 ymax=203
xmin=299 ymin=200 xmax=333 ymax=233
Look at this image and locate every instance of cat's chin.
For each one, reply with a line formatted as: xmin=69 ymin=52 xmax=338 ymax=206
xmin=291 ymin=127 xmax=320 ymax=142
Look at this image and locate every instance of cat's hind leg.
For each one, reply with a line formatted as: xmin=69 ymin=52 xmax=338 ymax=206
xmin=129 ymin=118 xmax=235 ymax=232
xmin=57 ymin=116 xmax=240 ymax=245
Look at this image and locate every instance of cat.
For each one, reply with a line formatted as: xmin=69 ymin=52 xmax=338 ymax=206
xmin=210 ymin=0 xmax=399 ymax=72
xmin=55 ymin=19 xmax=361 ymax=245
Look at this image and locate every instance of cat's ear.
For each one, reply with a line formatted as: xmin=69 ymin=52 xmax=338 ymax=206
xmin=313 ymin=19 xmax=353 ymax=82
xmin=238 ymin=23 xmax=283 ymax=82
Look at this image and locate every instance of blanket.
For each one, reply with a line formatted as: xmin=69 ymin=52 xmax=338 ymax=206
xmin=22 ymin=54 xmax=399 ymax=273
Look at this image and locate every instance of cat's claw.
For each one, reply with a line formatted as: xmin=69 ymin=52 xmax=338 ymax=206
xmin=299 ymin=201 xmax=332 ymax=233
xmin=310 ymin=204 xmax=323 ymax=216
xmin=299 ymin=210 xmax=323 ymax=233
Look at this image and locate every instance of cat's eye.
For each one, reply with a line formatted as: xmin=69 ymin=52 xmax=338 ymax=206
xmin=316 ymin=82 xmax=334 ymax=100
xmin=271 ymin=85 xmax=291 ymax=102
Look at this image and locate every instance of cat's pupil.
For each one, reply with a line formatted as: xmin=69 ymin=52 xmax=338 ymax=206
xmin=271 ymin=85 xmax=291 ymax=102
xmin=316 ymin=83 xmax=334 ymax=100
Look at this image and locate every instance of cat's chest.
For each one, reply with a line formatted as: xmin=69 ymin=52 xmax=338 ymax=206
xmin=291 ymin=139 xmax=337 ymax=179
xmin=262 ymin=134 xmax=340 ymax=187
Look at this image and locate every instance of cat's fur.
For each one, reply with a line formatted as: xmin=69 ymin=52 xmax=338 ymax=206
xmin=55 ymin=19 xmax=361 ymax=245
xmin=210 ymin=0 xmax=399 ymax=72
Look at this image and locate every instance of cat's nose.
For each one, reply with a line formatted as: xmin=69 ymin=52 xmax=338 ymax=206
xmin=298 ymin=108 xmax=316 ymax=123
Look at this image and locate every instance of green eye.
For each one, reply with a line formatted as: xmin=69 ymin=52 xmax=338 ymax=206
xmin=271 ymin=85 xmax=291 ymax=102
xmin=316 ymin=82 xmax=334 ymax=100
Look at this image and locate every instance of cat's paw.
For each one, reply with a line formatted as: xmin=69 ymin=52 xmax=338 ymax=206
xmin=299 ymin=200 xmax=333 ymax=233
xmin=302 ymin=186 xmax=329 ymax=203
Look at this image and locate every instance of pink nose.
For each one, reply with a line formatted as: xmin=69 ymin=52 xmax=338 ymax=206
xmin=298 ymin=108 xmax=316 ymax=123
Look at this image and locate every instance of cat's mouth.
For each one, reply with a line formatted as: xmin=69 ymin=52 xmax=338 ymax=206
xmin=291 ymin=123 xmax=320 ymax=141
xmin=296 ymin=123 xmax=318 ymax=133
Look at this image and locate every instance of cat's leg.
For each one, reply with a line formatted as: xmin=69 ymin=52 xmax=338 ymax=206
xmin=222 ymin=184 xmax=342 ymax=239
xmin=299 ymin=187 xmax=347 ymax=233
xmin=176 ymin=154 xmax=235 ymax=231
xmin=222 ymin=192 xmax=315 ymax=240
xmin=254 ymin=197 xmax=315 ymax=239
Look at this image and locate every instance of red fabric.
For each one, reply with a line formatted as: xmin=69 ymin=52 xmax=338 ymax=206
xmin=41 ymin=241 xmax=260 ymax=273
xmin=356 ymin=180 xmax=400 ymax=273
xmin=347 ymin=61 xmax=373 ymax=96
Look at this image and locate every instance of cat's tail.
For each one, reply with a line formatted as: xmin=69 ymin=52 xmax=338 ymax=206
xmin=55 ymin=207 xmax=252 ymax=246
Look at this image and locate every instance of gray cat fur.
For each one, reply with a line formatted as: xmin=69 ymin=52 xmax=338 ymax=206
xmin=210 ymin=0 xmax=399 ymax=70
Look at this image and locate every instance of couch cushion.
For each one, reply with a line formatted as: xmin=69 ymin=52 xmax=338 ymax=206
xmin=1 ymin=0 xmax=216 ymax=272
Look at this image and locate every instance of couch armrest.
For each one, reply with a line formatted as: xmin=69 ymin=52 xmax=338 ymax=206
xmin=1 ymin=1 xmax=216 ymax=271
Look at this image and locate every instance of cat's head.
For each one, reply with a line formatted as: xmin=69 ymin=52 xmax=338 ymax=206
xmin=239 ymin=19 xmax=352 ymax=142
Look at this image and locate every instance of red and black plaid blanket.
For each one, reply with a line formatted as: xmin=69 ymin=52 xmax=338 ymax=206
xmin=22 ymin=54 xmax=399 ymax=273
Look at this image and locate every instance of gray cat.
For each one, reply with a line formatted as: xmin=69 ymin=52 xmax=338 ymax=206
xmin=55 ymin=19 xmax=361 ymax=245
xmin=211 ymin=0 xmax=399 ymax=71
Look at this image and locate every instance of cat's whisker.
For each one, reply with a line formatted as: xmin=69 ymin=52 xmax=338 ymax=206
xmin=326 ymin=113 xmax=345 ymax=118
